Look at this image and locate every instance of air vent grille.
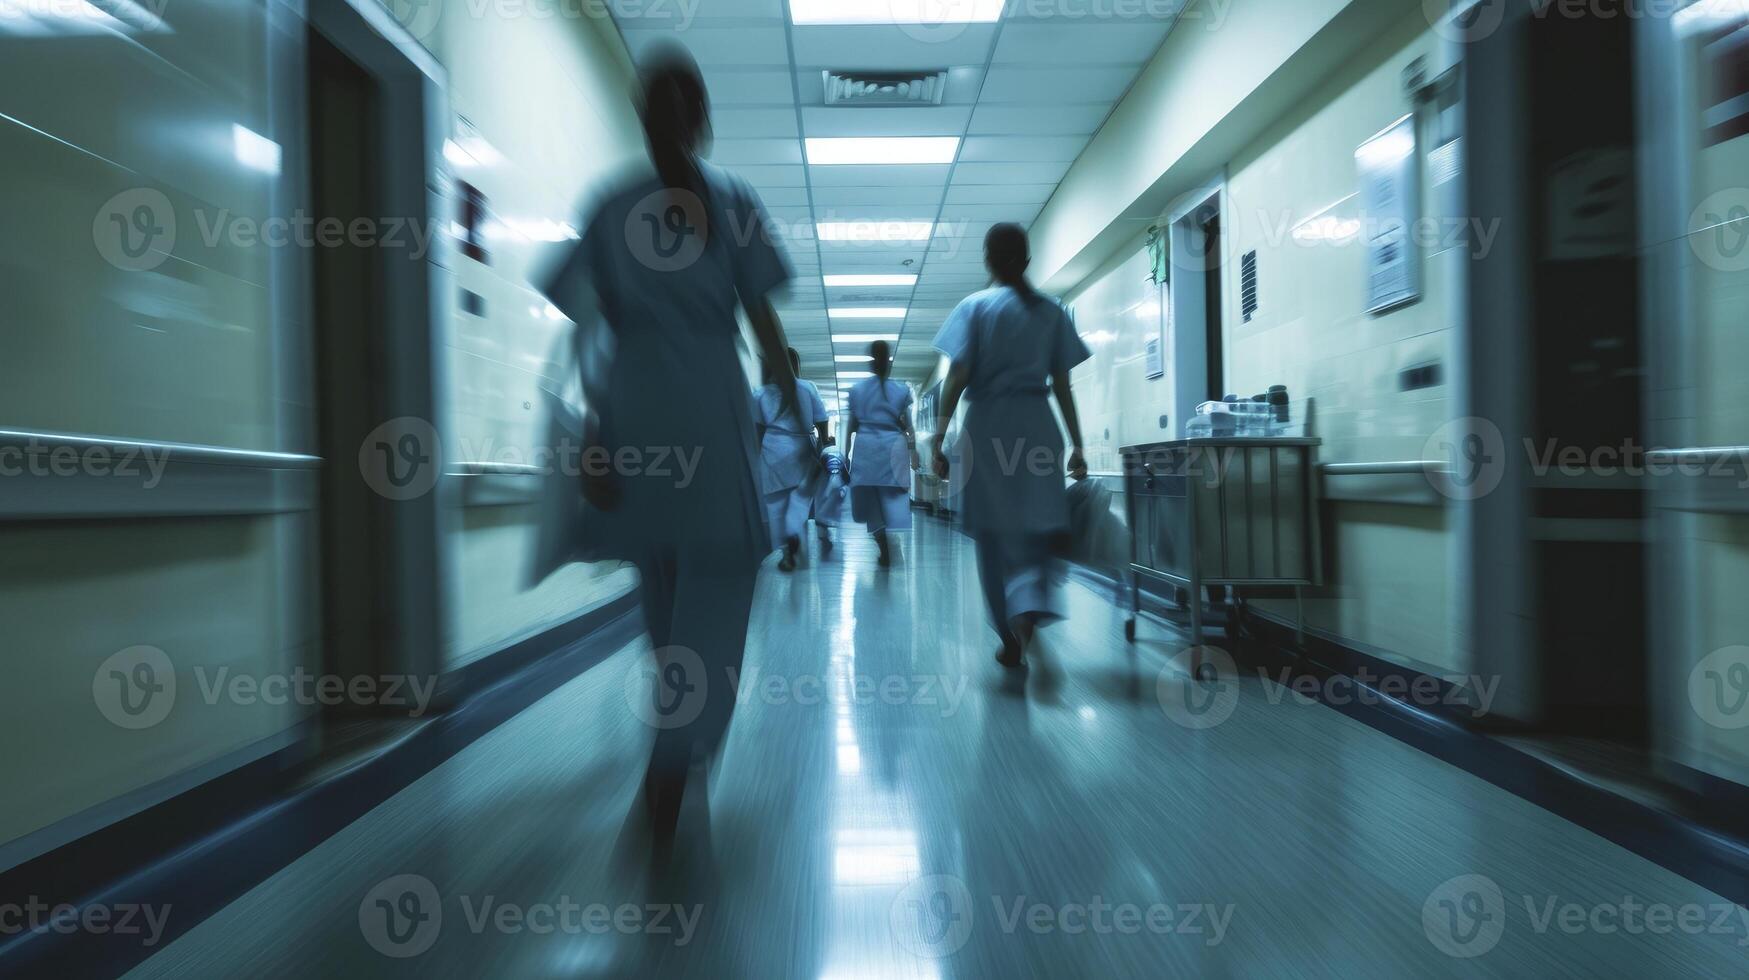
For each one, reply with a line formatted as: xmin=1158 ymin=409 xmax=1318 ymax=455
xmin=823 ymin=70 xmax=948 ymax=106
xmin=1240 ymin=250 xmax=1260 ymax=323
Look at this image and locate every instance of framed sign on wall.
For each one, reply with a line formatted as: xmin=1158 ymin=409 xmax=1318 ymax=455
xmin=1357 ymin=114 xmax=1422 ymax=315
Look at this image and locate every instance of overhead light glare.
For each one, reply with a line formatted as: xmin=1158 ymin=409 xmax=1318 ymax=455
xmin=791 ymin=0 xmax=1004 ymax=26
xmin=829 ymin=307 xmax=908 ymax=319
xmin=805 ymin=137 xmax=959 ymax=166
xmin=823 ymin=274 xmax=919 ymax=287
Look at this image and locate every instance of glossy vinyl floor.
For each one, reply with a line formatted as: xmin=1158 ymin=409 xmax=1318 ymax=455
xmin=129 ymin=519 xmax=1744 ymax=979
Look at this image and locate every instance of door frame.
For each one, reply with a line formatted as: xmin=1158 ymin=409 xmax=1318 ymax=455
xmin=1165 ymin=175 xmax=1227 ymax=440
xmin=304 ymin=0 xmax=454 ymax=687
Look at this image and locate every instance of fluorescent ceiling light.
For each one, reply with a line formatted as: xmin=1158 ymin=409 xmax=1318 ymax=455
xmin=829 ymin=308 xmax=907 ymax=319
xmin=823 ymin=274 xmax=918 ymax=287
xmin=805 ymin=137 xmax=959 ymax=166
xmin=817 ymin=221 xmax=933 ymax=243
xmin=233 ymin=125 xmax=282 ymax=175
xmin=837 ymin=371 xmax=874 ymax=379
xmin=791 ymin=0 xmax=1004 ymax=26
xmin=834 ymin=333 xmax=901 ymax=343
xmin=835 ymin=354 xmax=873 ymax=362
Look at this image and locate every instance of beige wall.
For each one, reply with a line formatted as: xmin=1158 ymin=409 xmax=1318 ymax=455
xmin=1057 ymin=12 xmax=1458 ymax=672
xmin=424 ymin=0 xmax=645 ymax=665
xmin=1663 ymin=21 xmax=1749 ymax=785
xmin=1219 ymin=16 xmax=1457 ymax=671
xmin=0 ymin=0 xmax=644 ymax=860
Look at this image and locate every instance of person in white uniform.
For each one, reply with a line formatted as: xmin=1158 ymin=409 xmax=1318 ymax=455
xmin=845 ymin=341 xmax=919 ymax=566
xmin=756 ymin=347 xmax=829 ymax=571
xmin=813 ymin=437 xmax=846 ymax=557
xmin=930 ymin=223 xmax=1090 ymax=668
xmin=539 ymin=45 xmax=797 ymax=839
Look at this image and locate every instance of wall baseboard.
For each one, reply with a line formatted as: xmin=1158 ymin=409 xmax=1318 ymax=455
xmin=0 ymin=588 xmax=641 ymax=978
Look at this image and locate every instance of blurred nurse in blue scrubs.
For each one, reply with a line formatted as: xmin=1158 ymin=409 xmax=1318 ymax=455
xmin=930 ymin=223 xmax=1089 ymax=668
xmin=756 ymin=347 xmax=829 ymax=571
xmin=845 ymin=341 xmax=920 ymax=566
xmin=540 ymin=44 xmax=797 ymax=839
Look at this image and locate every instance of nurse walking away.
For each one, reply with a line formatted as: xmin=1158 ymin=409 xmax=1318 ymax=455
xmin=930 ymin=223 xmax=1090 ymax=668
xmin=845 ymin=341 xmax=920 ymax=566
xmin=539 ymin=44 xmax=798 ymax=841
xmin=757 ymin=347 xmax=830 ymax=571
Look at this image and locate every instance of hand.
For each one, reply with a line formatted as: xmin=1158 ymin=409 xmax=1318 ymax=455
xmin=1068 ymin=447 xmax=1088 ymax=481
xmin=910 ymin=447 xmax=922 ymax=472
xmin=580 ymin=413 xmax=621 ymax=511
xmin=931 ymin=446 xmax=950 ymax=480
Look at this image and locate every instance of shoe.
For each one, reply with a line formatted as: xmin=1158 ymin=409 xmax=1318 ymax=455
xmin=995 ymin=641 xmax=1025 ymax=669
xmin=819 ymin=536 xmax=833 ymax=559
xmin=778 ymin=536 xmax=799 ymax=572
xmin=875 ymin=531 xmax=891 ymax=566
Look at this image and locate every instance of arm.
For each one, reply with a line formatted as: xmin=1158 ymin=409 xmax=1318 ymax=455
xmin=1051 ymin=370 xmax=1088 ymax=480
xmin=746 ymin=297 xmax=798 ymax=421
xmin=930 ymin=362 xmax=970 ymax=478
xmin=897 ymin=407 xmax=921 ymax=471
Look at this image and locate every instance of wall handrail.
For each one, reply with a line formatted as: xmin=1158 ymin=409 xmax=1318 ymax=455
xmin=1644 ymin=446 xmax=1749 ymax=465
xmin=0 ymin=429 xmax=322 ymax=469
xmin=449 ymin=461 xmax=546 ymax=477
xmin=1320 ymin=460 xmax=1446 ymax=476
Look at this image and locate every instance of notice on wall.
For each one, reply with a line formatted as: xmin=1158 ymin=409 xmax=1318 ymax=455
xmin=1356 ymin=115 xmax=1421 ymax=315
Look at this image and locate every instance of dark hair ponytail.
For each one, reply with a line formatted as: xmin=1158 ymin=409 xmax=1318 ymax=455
xmin=639 ymin=44 xmax=709 ymax=198
xmin=985 ymin=222 xmax=1042 ymax=307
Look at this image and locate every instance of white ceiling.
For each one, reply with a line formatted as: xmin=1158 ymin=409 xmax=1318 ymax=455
xmin=616 ymin=1 xmax=1183 ymax=402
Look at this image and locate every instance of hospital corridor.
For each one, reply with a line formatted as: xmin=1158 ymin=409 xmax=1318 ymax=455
xmin=6 ymin=0 xmax=1749 ymax=977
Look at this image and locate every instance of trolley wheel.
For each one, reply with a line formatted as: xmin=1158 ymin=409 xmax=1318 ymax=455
xmin=1194 ymin=660 xmax=1218 ymax=683
xmin=1124 ymin=618 xmax=1137 ymax=642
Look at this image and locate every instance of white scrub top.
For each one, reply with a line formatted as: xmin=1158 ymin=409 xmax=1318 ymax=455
xmin=847 ymin=377 xmax=913 ymax=489
xmin=931 ymin=285 xmax=1091 ymax=535
xmin=756 ymin=378 xmax=827 ymax=493
xmin=540 ymin=162 xmax=792 ymax=565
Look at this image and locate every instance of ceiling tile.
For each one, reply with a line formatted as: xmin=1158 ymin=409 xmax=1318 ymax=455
xmin=958 ymin=135 xmax=1089 ymax=163
xmin=711 ymin=108 xmax=800 ymax=138
xmin=810 ymin=184 xmax=945 ymax=206
xmin=991 ymin=21 xmax=1174 ymax=65
xmin=799 ymin=105 xmax=973 ymax=138
xmin=709 ymin=138 xmax=806 ymax=165
xmin=966 ymin=103 xmax=1115 ymax=136
xmin=700 ymin=68 xmax=798 ymax=105
xmin=977 ymin=66 xmax=1139 ymax=104
xmin=790 ymin=24 xmax=999 ymax=69
xmin=622 ymin=26 xmax=790 ymax=66
xmin=944 ymin=182 xmax=1056 ymax=205
xmin=950 ymin=161 xmax=1074 ymax=185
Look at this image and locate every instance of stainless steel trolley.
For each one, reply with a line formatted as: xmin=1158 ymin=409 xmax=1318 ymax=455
xmin=1120 ymin=437 xmax=1323 ymax=677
